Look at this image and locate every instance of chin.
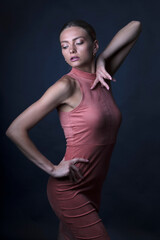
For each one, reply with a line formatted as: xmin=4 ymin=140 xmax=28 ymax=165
xmin=71 ymin=61 xmax=90 ymax=69
xmin=69 ymin=62 xmax=82 ymax=68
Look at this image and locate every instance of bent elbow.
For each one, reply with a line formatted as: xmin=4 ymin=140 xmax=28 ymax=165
xmin=132 ymin=20 xmax=142 ymax=31
xmin=132 ymin=20 xmax=141 ymax=25
xmin=5 ymin=125 xmax=17 ymax=139
xmin=5 ymin=123 xmax=26 ymax=141
xmin=136 ymin=21 xmax=142 ymax=31
xmin=6 ymin=125 xmax=12 ymax=137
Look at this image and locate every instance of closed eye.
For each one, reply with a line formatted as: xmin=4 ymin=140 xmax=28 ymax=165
xmin=76 ymin=41 xmax=84 ymax=45
xmin=61 ymin=45 xmax=68 ymax=49
xmin=61 ymin=40 xmax=84 ymax=49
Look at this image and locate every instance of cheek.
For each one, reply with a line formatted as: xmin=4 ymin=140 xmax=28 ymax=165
xmin=62 ymin=51 xmax=68 ymax=60
xmin=61 ymin=50 xmax=65 ymax=56
xmin=82 ymin=44 xmax=93 ymax=55
xmin=83 ymin=47 xmax=93 ymax=59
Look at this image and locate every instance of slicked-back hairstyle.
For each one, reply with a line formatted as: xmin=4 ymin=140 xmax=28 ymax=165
xmin=59 ymin=19 xmax=96 ymax=42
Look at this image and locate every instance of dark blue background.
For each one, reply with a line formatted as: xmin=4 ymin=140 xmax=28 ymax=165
xmin=2 ymin=0 xmax=160 ymax=239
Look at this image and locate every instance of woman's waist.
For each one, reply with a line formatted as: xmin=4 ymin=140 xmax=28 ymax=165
xmin=64 ymin=141 xmax=115 ymax=161
xmin=66 ymin=142 xmax=116 ymax=147
xmin=65 ymin=135 xmax=117 ymax=147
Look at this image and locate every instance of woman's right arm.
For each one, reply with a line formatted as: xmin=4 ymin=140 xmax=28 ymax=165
xmin=6 ymin=76 xmax=88 ymax=180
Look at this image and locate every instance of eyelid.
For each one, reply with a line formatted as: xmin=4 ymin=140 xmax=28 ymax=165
xmin=75 ymin=40 xmax=84 ymax=45
xmin=76 ymin=38 xmax=84 ymax=42
xmin=61 ymin=38 xmax=84 ymax=48
xmin=76 ymin=40 xmax=84 ymax=43
xmin=61 ymin=45 xmax=68 ymax=49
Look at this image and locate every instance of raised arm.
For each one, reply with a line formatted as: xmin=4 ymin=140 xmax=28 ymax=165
xmin=97 ymin=20 xmax=142 ymax=76
xmin=90 ymin=21 xmax=142 ymax=90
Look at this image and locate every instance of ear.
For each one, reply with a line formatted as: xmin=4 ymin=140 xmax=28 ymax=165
xmin=93 ymin=40 xmax=99 ymax=56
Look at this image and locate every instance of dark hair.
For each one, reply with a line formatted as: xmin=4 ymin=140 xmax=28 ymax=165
xmin=59 ymin=19 xmax=96 ymax=42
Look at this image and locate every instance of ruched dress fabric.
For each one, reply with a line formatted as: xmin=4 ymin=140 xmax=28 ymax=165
xmin=47 ymin=67 xmax=122 ymax=240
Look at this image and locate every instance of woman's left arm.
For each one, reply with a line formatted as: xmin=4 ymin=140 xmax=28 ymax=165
xmin=91 ymin=21 xmax=142 ymax=90
xmin=98 ymin=20 xmax=142 ymax=75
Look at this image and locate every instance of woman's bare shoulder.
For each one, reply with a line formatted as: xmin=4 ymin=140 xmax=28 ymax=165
xmin=56 ymin=74 xmax=76 ymax=93
xmin=5 ymin=74 xmax=77 ymax=132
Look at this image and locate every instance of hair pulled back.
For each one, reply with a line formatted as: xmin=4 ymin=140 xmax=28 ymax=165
xmin=59 ymin=19 xmax=96 ymax=42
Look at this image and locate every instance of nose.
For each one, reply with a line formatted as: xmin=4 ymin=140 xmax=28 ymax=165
xmin=69 ymin=44 xmax=76 ymax=53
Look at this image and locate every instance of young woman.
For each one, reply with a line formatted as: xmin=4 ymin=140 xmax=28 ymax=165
xmin=6 ymin=19 xmax=142 ymax=240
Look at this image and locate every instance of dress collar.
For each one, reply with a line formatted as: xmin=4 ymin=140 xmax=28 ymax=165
xmin=70 ymin=67 xmax=96 ymax=80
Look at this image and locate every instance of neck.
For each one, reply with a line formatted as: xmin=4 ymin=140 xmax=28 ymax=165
xmin=74 ymin=59 xmax=96 ymax=74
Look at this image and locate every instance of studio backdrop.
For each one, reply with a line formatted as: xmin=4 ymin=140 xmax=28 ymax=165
xmin=2 ymin=0 xmax=160 ymax=239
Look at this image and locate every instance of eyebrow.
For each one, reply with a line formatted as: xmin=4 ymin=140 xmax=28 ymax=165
xmin=60 ymin=36 xmax=86 ymax=43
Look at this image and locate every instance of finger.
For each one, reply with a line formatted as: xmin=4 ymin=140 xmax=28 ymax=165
xmin=99 ymin=79 xmax=110 ymax=90
xmin=102 ymin=69 xmax=112 ymax=80
xmin=105 ymin=72 xmax=112 ymax=80
xmin=90 ymin=83 xmax=96 ymax=90
xmin=90 ymin=79 xmax=98 ymax=90
xmin=97 ymin=69 xmax=112 ymax=81
xmin=78 ymin=158 xmax=89 ymax=163
xmin=69 ymin=172 xmax=74 ymax=182
xmin=71 ymin=164 xmax=83 ymax=179
xmin=70 ymin=167 xmax=78 ymax=182
xmin=98 ymin=70 xmax=111 ymax=80
xmin=72 ymin=158 xmax=89 ymax=164
xmin=70 ymin=167 xmax=75 ymax=181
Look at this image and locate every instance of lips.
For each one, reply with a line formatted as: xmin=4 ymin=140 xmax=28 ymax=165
xmin=70 ymin=56 xmax=80 ymax=62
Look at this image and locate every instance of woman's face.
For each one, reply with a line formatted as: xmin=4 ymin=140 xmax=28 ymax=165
xmin=60 ymin=26 xmax=98 ymax=69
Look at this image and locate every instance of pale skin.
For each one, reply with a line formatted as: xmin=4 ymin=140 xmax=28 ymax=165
xmin=6 ymin=20 xmax=142 ymax=183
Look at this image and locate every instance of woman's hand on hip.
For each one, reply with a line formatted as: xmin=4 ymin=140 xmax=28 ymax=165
xmin=52 ymin=157 xmax=89 ymax=182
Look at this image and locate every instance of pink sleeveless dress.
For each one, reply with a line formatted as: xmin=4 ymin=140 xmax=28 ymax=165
xmin=47 ymin=67 xmax=122 ymax=240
